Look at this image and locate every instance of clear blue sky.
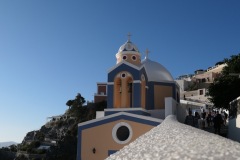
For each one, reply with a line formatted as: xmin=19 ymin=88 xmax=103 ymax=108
xmin=1 ymin=0 xmax=240 ymax=143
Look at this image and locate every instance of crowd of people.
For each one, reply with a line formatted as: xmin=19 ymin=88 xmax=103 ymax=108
xmin=184 ymin=109 xmax=228 ymax=135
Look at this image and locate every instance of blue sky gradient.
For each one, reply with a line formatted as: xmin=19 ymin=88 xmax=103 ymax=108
xmin=1 ymin=0 xmax=240 ymax=142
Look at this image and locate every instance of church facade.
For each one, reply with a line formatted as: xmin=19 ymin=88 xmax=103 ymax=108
xmin=77 ymin=37 xmax=180 ymax=160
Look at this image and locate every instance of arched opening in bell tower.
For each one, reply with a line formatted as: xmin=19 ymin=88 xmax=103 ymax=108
xmin=126 ymin=76 xmax=133 ymax=107
xmin=113 ymin=72 xmax=134 ymax=108
xmin=114 ymin=77 xmax=121 ymax=108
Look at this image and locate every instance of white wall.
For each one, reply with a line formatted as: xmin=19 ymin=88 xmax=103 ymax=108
xmin=228 ymin=96 xmax=240 ymax=142
xmin=165 ymin=97 xmax=177 ymax=117
xmin=96 ymin=111 xmax=104 ymax=119
xmin=228 ymin=118 xmax=240 ymax=143
xmin=175 ymin=79 xmax=192 ymax=91
xmin=176 ymin=102 xmax=188 ymax=123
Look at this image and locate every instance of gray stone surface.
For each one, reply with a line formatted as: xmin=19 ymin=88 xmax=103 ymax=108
xmin=106 ymin=115 xmax=240 ymax=160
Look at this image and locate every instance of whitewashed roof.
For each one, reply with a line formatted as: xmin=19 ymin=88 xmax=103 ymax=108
xmin=141 ymin=58 xmax=174 ymax=82
xmin=118 ymin=40 xmax=139 ymax=53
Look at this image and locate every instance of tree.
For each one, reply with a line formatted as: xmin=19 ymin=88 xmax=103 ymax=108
xmin=94 ymin=100 xmax=107 ymax=111
xmin=9 ymin=144 xmax=17 ymax=152
xmin=66 ymin=100 xmax=73 ymax=109
xmin=207 ymin=54 xmax=240 ymax=109
xmin=66 ymin=93 xmax=85 ymax=108
xmin=66 ymin=93 xmax=87 ymax=121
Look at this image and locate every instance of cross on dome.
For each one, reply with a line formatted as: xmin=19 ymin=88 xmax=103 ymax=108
xmin=145 ymin=48 xmax=150 ymax=58
xmin=127 ymin=32 xmax=131 ymax=42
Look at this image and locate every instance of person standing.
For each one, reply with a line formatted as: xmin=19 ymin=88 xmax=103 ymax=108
xmin=213 ymin=111 xmax=223 ymax=135
xmin=185 ymin=110 xmax=195 ymax=127
xmin=206 ymin=112 xmax=212 ymax=127
xmin=201 ymin=109 xmax=207 ymax=129
xmin=194 ymin=112 xmax=200 ymax=128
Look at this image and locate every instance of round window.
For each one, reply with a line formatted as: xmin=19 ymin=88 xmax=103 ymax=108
xmin=121 ymin=73 xmax=126 ymax=78
xmin=123 ymin=55 xmax=127 ymax=60
xmin=112 ymin=122 xmax=133 ymax=144
xmin=132 ymin=55 xmax=136 ymax=61
xmin=116 ymin=126 xmax=129 ymax=141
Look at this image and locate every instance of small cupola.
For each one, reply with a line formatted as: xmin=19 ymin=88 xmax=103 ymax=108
xmin=116 ymin=33 xmax=141 ymax=66
xmin=118 ymin=40 xmax=139 ymax=53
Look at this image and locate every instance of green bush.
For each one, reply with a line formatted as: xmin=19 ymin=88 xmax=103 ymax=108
xmin=35 ymin=132 xmax=45 ymax=141
xmin=18 ymin=141 xmax=41 ymax=153
xmin=36 ymin=149 xmax=46 ymax=154
xmin=56 ymin=120 xmax=64 ymax=128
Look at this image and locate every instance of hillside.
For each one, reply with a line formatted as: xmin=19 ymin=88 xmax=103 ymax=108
xmin=14 ymin=94 xmax=106 ymax=160
xmin=0 ymin=142 xmax=18 ymax=148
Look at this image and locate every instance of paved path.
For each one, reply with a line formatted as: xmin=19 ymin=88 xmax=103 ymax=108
xmin=201 ymin=122 xmax=228 ymax=137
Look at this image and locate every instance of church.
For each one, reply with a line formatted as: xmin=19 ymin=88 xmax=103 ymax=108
xmin=77 ymin=36 xmax=180 ymax=160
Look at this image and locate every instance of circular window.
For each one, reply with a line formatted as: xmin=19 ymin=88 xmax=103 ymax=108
xmin=132 ymin=55 xmax=136 ymax=61
xmin=116 ymin=126 xmax=129 ymax=141
xmin=123 ymin=55 xmax=127 ymax=60
xmin=121 ymin=73 xmax=126 ymax=78
xmin=112 ymin=122 xmax=133 ymax=144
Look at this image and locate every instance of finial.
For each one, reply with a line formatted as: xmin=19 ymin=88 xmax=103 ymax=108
xmin=127 ymin=32 xmax=131 ymax=42
xmin=145 ymin=48 xmax=150 ymax=58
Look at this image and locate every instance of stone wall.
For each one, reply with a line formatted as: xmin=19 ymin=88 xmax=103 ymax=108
xmin=107 ymin=115 xmax=240 ymax=160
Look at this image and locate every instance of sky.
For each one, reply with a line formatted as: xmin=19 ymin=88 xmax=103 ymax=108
xmin=0 ymin=0 xmax=240 ymax=143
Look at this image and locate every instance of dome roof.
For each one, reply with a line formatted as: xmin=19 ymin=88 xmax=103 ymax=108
xmin=141 ymin=58 xmax=174 ymax=82
xmin=118 ymin=40 xmax=139 ymax=53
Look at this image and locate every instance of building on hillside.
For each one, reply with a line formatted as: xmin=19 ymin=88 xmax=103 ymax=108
xmin=175 ymin=78 xmax=193 ymax=92
xmin=77 ymin=36 xmax=180 ymax=160
xmin=194 ymin=69 xmax=205 ymax=75
xmin=175 ymin=62 xmax=226 ymax=109
xmin=175 ymin=63 xmax=226 ymax=92
xmin=192 ymin=64 xmax=226 ymax=84
xmin=206 ymin=63 xmax=227 ymax=73
xmin=193 ymin=72 xmax=218 ymax=83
